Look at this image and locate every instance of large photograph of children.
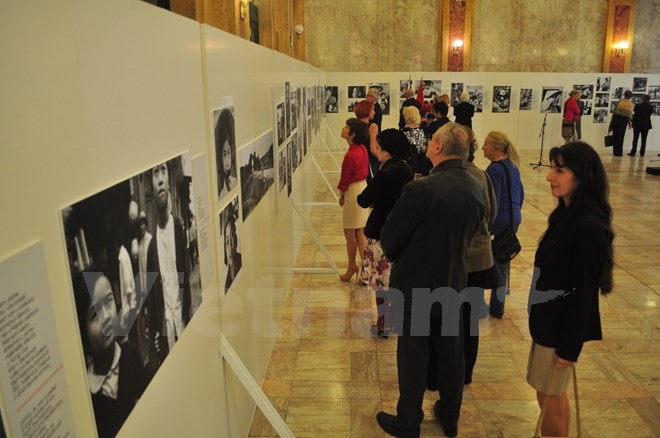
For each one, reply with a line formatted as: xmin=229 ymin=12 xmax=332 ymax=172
xmin=61 ymin=153 xmax=202 ymax=437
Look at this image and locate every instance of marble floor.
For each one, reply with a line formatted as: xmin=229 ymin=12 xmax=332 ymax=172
xmin=249 ymin=149 xmax=660 ymax=437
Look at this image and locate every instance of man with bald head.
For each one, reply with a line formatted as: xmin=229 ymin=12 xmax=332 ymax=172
xmin=376 ymin=123 xmax=484 ymax=438
xmin=398 ymin=88 xmax=422 ymax=129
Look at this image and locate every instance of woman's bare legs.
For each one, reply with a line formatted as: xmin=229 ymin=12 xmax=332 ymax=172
xmin=356 ymin=228 xmax=367 ymax=264
xmin=536 ymin=391 xmax=570 ymax=437
xmin=340 ymin=228 xmax=359 ymax=281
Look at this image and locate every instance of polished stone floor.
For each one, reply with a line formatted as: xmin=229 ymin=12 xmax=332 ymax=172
xmin=249 ymin=149 xmax=660 ymax=437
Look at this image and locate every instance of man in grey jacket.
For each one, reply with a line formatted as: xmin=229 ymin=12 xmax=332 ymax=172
xmin=376 ymin=123 xmax=484 ymax=438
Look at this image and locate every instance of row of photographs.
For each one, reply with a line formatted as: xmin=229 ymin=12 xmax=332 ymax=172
xmin=59 ymin=82 xmax=327 ymax=437
xmin=325 ymin=76 xmax=660 ymax=121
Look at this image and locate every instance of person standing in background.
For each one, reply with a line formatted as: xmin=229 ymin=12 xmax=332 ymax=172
xmin=453 ymin=91 xmax=475 ymax=129
xmin=562 ymin=90 xmax=581 ymax=143
xmin=609 ymin=90 xmax=633 ymax=157
xmin=629 ymin=94 xmax=653 ymax=157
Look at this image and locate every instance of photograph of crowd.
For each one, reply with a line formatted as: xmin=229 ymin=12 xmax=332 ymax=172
xmin=61 ymin=152 xmax=202 ymax=437
xmin=214 ymin=104 xmax=238 ymax=200
xmin=239 ymin=131 xmax=275 ymax=221
xmin=219 ymin=196 xmax=242 ymax=292
xmin=492 ymin=86 xmax=511 ymax=113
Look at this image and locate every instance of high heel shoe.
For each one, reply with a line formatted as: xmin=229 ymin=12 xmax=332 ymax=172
xmin=339 ymin=265 xmax=359 ymax=282
xmin=370 ymin=315 xmax=389 ymax=338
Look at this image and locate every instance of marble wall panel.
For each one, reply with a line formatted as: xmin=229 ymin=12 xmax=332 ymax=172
xmin=631 ymin=0 xmax=660 ymax=73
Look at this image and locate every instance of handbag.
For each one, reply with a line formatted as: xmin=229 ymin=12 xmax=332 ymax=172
xmin=491 ymin=162 xmax=521 ymax=264
xmin=534 ymin=366 xmax=582 ymax=437
xmin=604 ymin=132 xmax=614 ymax=147
xmin=561 ymin=121 xmax=574 ymax=138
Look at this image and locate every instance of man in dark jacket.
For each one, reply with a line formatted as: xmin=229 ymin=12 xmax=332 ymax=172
xmin=399 ymin=88 xmax=422 ymax=129
xmin=426 ymin=101 xmax=451 ymax=137
xmin=367 ymin=86 xmax=383 ymax=131
xmin=629 ymin=94 xmax=653 ymax=157
xmin=375 ymin=123 xmax=484 ymax=438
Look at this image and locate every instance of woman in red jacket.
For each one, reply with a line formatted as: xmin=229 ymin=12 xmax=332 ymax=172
xmin=337 ymin=118 xmax=371 ymax=281
xmin=562 ymin=90 xmax=581 ymax=143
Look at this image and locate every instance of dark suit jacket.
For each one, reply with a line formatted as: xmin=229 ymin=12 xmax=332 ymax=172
xmin=145 ymin=216 xmax=192 ymax=366
xmin=453 ymin=102 xmax=475 ymax=128
xmin=357 ymin=157 xmax=413 ymax=240
xmin=399 ymin=97 xmax=422 ymax=129
xmin=381 ymin=159 xmax=484 ymax=317
xmin=425 ymin=117 xmax=450 ymax=137
xmin=371 ymin=100 xmax=383 ymax=131
xmin=633 ymin=102 xmax=653 ymax=131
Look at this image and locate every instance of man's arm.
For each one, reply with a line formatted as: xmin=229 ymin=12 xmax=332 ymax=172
xmin=380 ymin=182 xmax=423 ymax=261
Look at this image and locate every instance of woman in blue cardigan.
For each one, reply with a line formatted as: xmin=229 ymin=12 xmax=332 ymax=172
xmin=528 ymin=142 xmax=613 ymax=436
xmin=482 ymin=131 xmax=524 ymax=318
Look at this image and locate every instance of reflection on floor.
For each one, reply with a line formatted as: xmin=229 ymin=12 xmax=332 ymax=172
xmin=249 ymin=150 xmax=660 ymax=437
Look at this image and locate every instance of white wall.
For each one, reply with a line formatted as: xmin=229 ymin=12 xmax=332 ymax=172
xmin=326 ymin=72 xmax=660 ymax=154
xmin=0 ymin=1 xmax=324 ymax=437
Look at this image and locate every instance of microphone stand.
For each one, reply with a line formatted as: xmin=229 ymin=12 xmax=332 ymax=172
xmin=530 ymin=113 xmax=549 ymax=169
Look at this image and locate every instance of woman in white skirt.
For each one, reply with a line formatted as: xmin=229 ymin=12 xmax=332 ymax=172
xmin=337 ymin=118 xmax=371 ymax=282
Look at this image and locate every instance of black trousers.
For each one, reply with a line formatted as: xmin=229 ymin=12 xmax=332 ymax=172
xmin=397 ymin=314 xmax=464 ymax=430
xmin=631 ymin=128 xmax=650 ymax=155
xmin=611 ymin=116 xmax=628 ymax=156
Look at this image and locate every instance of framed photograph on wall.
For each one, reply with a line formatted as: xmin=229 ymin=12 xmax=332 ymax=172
xmin=400 ymin=78 xmax=413 ymax=97
xmin=219 ymin=195 xmax=241 ymax=293
xmin=648 ymin=85 xmax=660 ymax=100
xmin=595 ymin=93 xmax=609 ymax=108
xmin=573 ymin=84 xmax=594 ymax=100
xmin=581 ymin=100 xmax=592 ymax=116
xmin=213 ymin=100 xmax=238 ymax=200
xmin=451 ymin=82 xmax=464 ymax=106
xmin=348 ymin=85 xmax=365 ymax=99
xmin=239 ymin=131 xmax=275 ymax=222
xmin=596 ymin=76 xmax=611 ymax=92
xmin=519 ymin=88 xmax=533 ymax=111
xmin=324 ymin=86 xmax=338 ymax=113
xmin=492 ymin=86 xmax=511 ymax=113
xmin=540 ymin=87 xmax=563 ymax=113
xmin=285 ymin=82 xmax=291 ymax=139
xmin=278 ymin=146 xmax=287 ymax=193
xmin=60 ymin=152 xmax=202 ymax=437
xmin=593 ymin=108 xmax=608 ymax=123
xmin=370 ymin=82 xmax=391 ymax=115
xmin=286 ymin=141 xmax=292 ymax=197
xmin=633 ymin=77 xmax=647 ymax=92
xmin=466 ymin=85 xmax=483 ymax=112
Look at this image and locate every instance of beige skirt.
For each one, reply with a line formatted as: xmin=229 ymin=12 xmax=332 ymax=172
xmin=526 ymin=341 xmax=573 ymax=396
xmin=342 ymin=180 xmax=370 ymax=229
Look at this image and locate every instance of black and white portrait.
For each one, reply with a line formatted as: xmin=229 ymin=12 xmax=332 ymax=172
xmin=492 ymin=86 xmax=511 ymax=113
xmin=324 ymin=86 xmax=338 ymax=113
xmin=595 ymin=93 xmax=609 ymax=108
xmin=219 ymin=196 xmax=241 ymax=293
xmin=286 ymin=141 xmax=292 ymax=197
xmin=573 ymin=84 xmax=594 ymax=100
xmin=451 ymin=83 xmax=464 ymax=106
xmin=593 ymin=109 xmax=608 ymax=123
xmin=581 ymin=100 xmax=592 ymax=116
xmin=466 ymin=86 xmax=484 ymax=112
xmin=596 ymin=76 xmax=611 ymax=92
xmin=541 ymin=87 xmax=563 ymax=113
xmin=285 ymin=82 xmax=291 ymax=139
xmin=648 ymin=85 xmax=660 ymax=100
xmin=370 ymin=82 xmax=391 ymax=115
xmin=214 ymin=104 xmax=238 ymax=200
xmin=348 ymin=85 xmax=366 ymax=99
xmin=239 ymin=131 xmax=275 ymax=222
xmin=347 ymin=98 xmax=360 ymax=113
xmin=633 ymin=77 xmax=647 ymax=92
xmin=61 ymin=153 xmax=202 ymax=437
xmin=276 ymin=101 xmax=285 ymax=146
xmin=290 ymin=88 xmax=299 ymax=132
xmin=278 ymin=146 xmax=287 ymax=193
xmin=519 ymin=88 xmax=533 ymax=111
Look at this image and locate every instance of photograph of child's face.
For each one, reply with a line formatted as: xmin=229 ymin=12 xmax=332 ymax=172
xmin=222 ymin=140 xmax=232 ymax=175
xmin=87 ymin=275 xmax=117 ymax=356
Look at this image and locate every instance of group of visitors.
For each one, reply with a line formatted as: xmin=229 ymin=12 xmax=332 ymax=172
xmin=335 ymin=88 xmax=614 ymax=437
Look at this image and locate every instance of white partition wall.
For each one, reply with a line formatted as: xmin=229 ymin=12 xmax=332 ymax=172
xmin=1 ymin=1 xmax=324 ymax=437
xmin=326 ymin=72 xmax=660 ymax=154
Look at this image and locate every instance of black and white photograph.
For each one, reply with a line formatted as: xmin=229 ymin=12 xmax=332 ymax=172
xmin=596 ymin=76 xmax=611 ymax=92
xmin=581 ymin=100 xmax=593 ymax=116
xmin=612 ymin=87 xmax=630 ymax=99
xmin=290 ymin=88 xmax=299 ymax=132
xmin=416 ymin=79 xmax=442 ymax=101
xmin=631 ymin=93 xmax=645 ymax=105
xmin=633 ymin=77 xmax=647 ymax=92
xmin=348 ymin=85 xmax=366 ymax=99
xmin=61 ymin=152 xmax=202 ymax=437
xmin=492 ymin=86 xmax=511 ymax=113
xmin=290 ymin=133 xmax=299 ymax=173
xmin=278 ymin=146 xmax=287 ymax=193
xmin=347 ymin=98 xmax=360 ymax=113
xmin=573 ymin=84 xmax=594 ymax=100
xmin=276 ymin=101 xmax=286 ymax=146
xmin=610 ymin=101 xmax=618 ymax=113
xmin=451 ymin=82 xmax=464 ymax=106
xmin=239 ymin=131 xmax=275 ymax=221
xmin=519 ymin=88 xmax=533 ymax=110
xmin=306 ymin=116 xmax=312 ymax=156
xmin=400 ymin=78 xmax=413 ymax=97
xmin=286 ymin=141 xmax=292 ymax=197
xmin=324 ymin=86 xmax=338 ymax=113
xmin=466 ymin=85 xmax=484 ymax=112
xmin=651 ymin=101 xmax=660 ymax=116
xmin=648 ymin=85 xmax=660 ymax=100
xmin=370 ymin=82 xmax=391 ymax=115
xmin=285 ymin=81 xmax=291 ymax=139
xmin=540 ymin=86 xmax=563 ymax=113
xmin=595 ymin=92 xmax=610 ymax=108
xmin=219 ymin=196 xmax=242 ymax=292
xmin=214 ymin=103 xmax=238 ymax=200
xmin=593 ymin=109 xmax=608 ymax=123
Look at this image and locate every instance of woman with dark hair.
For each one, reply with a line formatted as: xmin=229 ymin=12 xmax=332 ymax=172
xmin=354 ymin=99 xmax=380 ymax=179
xmin=222 ymin=203 xmax=242 ymax=291
xmin=527 ymin=141 xmax=614 ymax=437
xmin=357 ymin=129 xmax=414 ymax=337
xmin=609 ymin=89 xmax=633 ymax=156
xmin=216 ymin=108 xmax=238 ymax=198
xmin=337 ymin=118 xmax=370 ymax=282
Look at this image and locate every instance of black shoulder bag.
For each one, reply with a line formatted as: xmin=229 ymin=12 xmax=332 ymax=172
xmin=491 ymin=162 xmax=521 ymax=264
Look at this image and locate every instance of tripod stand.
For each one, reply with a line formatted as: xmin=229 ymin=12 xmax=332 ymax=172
xmin=530 ymin=113 xmax=549 ymax=169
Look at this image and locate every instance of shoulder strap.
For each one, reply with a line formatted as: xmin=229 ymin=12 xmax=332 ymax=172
xmin=495 ymin=161 xmax=514 ymax=225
